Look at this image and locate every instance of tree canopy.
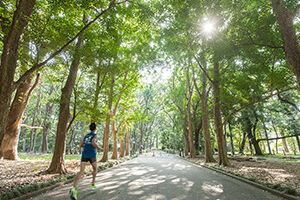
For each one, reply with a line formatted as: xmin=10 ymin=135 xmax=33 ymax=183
xmin=0 ymin=0 xmax=299 ymax=170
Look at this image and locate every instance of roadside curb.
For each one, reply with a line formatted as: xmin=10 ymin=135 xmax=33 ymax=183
xmin=180 ymin=157 xmax=300 ymax=200
xmin=11 ymin=157 xmax=136 ymax=200
xmin=12 ymin=179 xmax=74 ymax=200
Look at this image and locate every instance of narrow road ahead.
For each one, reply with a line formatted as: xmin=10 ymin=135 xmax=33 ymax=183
xmin=32 ymin=151 xmax=285 ymax=200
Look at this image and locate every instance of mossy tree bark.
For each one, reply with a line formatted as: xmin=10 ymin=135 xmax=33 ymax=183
xmin=1 ymin=74 xmax=39 ymax=160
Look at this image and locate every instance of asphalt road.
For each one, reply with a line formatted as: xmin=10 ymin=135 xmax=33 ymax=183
xmin=31 ymin=151 xmax=286 ymax=200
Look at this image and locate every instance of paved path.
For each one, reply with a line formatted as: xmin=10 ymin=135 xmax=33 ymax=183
xmin=32 ymin=151 xmax=286 ymax=200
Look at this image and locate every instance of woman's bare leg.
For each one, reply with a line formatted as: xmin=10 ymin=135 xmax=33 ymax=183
xmin=73 ymin=162 xmax=87 ymax=189
xmin=91 ymin=161 xmax=97 ymax=186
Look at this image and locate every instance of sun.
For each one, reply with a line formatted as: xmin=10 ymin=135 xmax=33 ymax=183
xmin=203 ymin=22 xmax=214 ymax=33
xmin=202 ymin=21 xmax=214 ymax=34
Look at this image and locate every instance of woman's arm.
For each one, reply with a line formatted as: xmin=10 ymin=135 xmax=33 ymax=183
xmin=92 ymin=135 xmax=103 ymax=151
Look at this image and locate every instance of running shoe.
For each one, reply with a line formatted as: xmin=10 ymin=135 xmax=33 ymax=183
xmin=69 ymin=187 xmax=77 ymax=200
xmin=91 ymin=184 xmax=100 ymax=189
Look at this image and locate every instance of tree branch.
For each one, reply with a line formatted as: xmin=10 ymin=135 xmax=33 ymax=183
xmin=172 ymin=76 xmax=184 ymax=116
xmin=258 ymin=134 xmax=299 ymax=142
xmin=14 ymin=1 xmax=128 ymax=90
xmin=191 ymin=54 xmax=215 ymax=86
xmin=23 ymin=73 xmax=40 ymax=108
xmin=276 ymin=88 xmax=300 ymax=112
xmin=243 ymin=30 xmax=283 ymax=49
xmin=221 ymin=87 xmax=299 ymax=127
xmin=20 ymin=124 xmax=43 ymax=129
xmin=292 ymin=4 xmax=300 ymax=19
xmin=192 ymin=65 xmax=203 ymax=100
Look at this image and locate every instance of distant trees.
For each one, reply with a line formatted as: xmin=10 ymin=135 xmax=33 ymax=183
xmin=155 ymin=0 xmax=299 ymax=166
xmin=0 ymin=0 xmax=156 ymax=174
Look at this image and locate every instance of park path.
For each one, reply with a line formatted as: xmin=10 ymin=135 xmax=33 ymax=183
xmin=31 ymin=151 xmax=285 ymax=200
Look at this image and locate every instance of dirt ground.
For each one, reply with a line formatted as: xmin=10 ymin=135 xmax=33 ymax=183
xmin=0 ymin=155 xmax=299 ymax=197
xmin=0 ymin=159 xmax=80 ymax=194
xmin=188 ymin=156 xmax=300 ymax=196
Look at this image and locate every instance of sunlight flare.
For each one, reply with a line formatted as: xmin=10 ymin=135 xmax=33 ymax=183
xmin=203 ymin=21 xmax=214 ymax=33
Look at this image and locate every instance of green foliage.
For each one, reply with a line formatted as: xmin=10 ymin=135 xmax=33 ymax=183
xmin=5 ymin=0 xmax=298 ymax=178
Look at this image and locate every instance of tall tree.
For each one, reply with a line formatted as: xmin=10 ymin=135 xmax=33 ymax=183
xmin=193 ymin=65 xmax=216 ymax=162
xmin=186 ymin=69 xmax=196 ymax=158
xmin=0 ymin=0 xmax=134 ymax=158
xmin=48 ymin=15 xmax=87 ymax=173
xmin=101 ymin=78 xmax=114 ymax=162
xmin=172 ymin=75 xmax=189 ymax=156
xmin=111 ymin=72 xmax=128 ymax=159
xmin=125 ymin=127 xmax=130 ymax=156
xmin=270 ymin=0 xmax=300 ymax=88
xmin=0 ymin=0 xmax=36 ymax=157
xmin=213 ymin=63 xmax=229 ymax=166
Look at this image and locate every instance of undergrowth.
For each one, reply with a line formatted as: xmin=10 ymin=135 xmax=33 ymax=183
xmin=0 ymin=154 xmax=138 ymax=200
xmin=183 ymin=158 xmax=298 ymax=196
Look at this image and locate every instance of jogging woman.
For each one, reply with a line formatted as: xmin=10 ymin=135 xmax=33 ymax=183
xmin=69 ymin=122 xmax=103 ymax=200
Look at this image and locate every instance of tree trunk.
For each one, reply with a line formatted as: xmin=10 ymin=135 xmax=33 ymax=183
xmin=239 ymin=132 xmax=246 ymax=154
xmin=228 ymin=121 xmax=235 ymax=156
xmin=32 ymin=128 xmax=39 ymax=152
xmin=173 ymin=76 xmax=189 ymax=156
xmin=47 ymin=17 xmax=85 ymax=173
xmin=262 ymin=120 xmax=272 ymax=154
xmin=111 ymin=103 xmax=123 ymax=159
xmin=41 ymin=102 xmax=54 ymax=153
xmin=125 ymin=128 xmax=130 ymax=156
xmin=131 ymin=127 xmax=137 ymax=155
xmin=186 ymin=71 xmax=195 ymax=158
xmin=295 ymin=135 xmax=300 ymax=152
xmin=213 ymin=63 xmax=229 ymax=166
xmin=0 ymin=0 xmax=36 ymax=158
xmin=110 ymin=73 xmax=127 ymax=159
xmin=92 ymin=71 xmax=106 ymax=122
xmin=252 ymin=115 xmax=263 ymax=155
xmin=22 ymin=129 xmax=27 ymax=152
xmin=271 ymin=0 xmax=300 ymax=88
xmin=280 ymin=129 xmax=289 ymax=153
xmin=68 ymin=126 xmax=77 ymax=154
xmin=119 ymin=124 xmax=125 ymax=158
xmin=29 ymin=92 xmax=41 ymax=152
xmin=182 ymin=119 xmax=189 ymax=156
xmin=193 ymin=65 xmax=215 ymax=162
xmin=139 ymin=121 xmax=144 ymax=154
xmin=201 ymin=95 xmax=215 ymax=162
xmin=194 ymin=124 xmax=200 ymax=151
xmin=29 ymin=123 xmax=36 ymax=152
xmin=186 ymin=96 xmax=195 ymax=158
xmin=111 ymin=120 xmax=118 ymax=159
xmin=100 ymin=78 xmax=114 ymax=162
xmin=202 ymin=97 xmax=216 ymax=162
xmin=1 ymin=74 xmax=39 ymax=160
xmin=248 ymin=136 xmax=253 ymax=155
xmin=245 ymin=116 xmax=262 ymax=155
xmin=272 ymin=122 xmax=279 ymax=154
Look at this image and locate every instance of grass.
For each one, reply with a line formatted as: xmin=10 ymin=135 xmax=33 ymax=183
xmin=18 ymin=153 xmax=105 ymax=161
